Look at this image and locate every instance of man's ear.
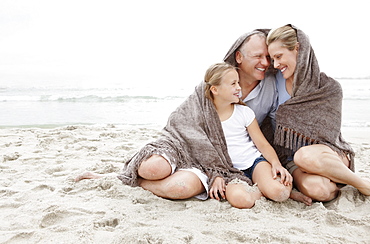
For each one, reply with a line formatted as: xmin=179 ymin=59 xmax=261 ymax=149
xmin=295 ymin=42 xmax=300 ymax=51
xmin=235 ymin=51 xmax=243 ymax=64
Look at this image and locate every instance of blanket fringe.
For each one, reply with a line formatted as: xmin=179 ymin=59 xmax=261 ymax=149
xmin=274 ymin=125 xmax=318 ymax=154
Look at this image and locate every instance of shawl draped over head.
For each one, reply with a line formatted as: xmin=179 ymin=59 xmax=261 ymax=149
xmin=273 ymin=24 xmax=355 ymax=171
xmin=118 ymin=81 xmax=252 ymax=188
xmin=224 ymin=29 xmax=270 ymax=67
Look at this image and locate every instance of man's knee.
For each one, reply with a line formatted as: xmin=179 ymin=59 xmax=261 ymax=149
xmin=138 ymin=155 xmax=172 ymax=180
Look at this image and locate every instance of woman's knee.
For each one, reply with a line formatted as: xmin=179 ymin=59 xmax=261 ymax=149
xmin=294 ymin=146 xmax=322 ymax=171
xmin=138 ymin=155 xmax=172 ymax=180
xmin=294 ymin=145 xmax=340 ymax=174
xmin=299 ymin=177 xmax=338 ymax=202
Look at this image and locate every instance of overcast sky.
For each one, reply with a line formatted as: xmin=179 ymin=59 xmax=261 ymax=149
xmin=0 ymin=0 xmax=369 ymax=89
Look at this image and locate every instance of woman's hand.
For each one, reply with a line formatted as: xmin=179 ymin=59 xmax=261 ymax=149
xmin=272 ymin=164 xmax=293 ymax=186
xmin=209 ymin=176 xmax=226 ymax=200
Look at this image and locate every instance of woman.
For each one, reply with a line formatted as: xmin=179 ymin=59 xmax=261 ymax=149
xmin=266 ymin=24 xmax=370 ymax=202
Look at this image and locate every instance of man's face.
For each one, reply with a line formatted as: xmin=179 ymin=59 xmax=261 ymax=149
xmin=236 ymin=35 xmax=270 ymax=81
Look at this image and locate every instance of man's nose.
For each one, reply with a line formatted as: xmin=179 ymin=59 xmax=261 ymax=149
xmin=261 ymin=56 xmax=270 ymax=66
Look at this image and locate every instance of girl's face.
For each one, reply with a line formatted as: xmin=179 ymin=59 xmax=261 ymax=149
xmin=268 ymin=40 xmax=299 ymax=82
xmin=213 ymin=69 xmax=241 ymax=104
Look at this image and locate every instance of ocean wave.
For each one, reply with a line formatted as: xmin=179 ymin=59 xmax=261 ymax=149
xmin=342 ymin=121 xmax=370 ymax=128
xmin=343 ymin=97 xmax=370 ymax=101
xmin=0 ymin=94 xmax=185 ymax=102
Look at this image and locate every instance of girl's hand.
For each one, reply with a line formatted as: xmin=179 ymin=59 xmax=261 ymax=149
xmin=209 ymin=176 xmax=226 ymax=200
xmin=272 ymin=164 xmax=293 ymax=186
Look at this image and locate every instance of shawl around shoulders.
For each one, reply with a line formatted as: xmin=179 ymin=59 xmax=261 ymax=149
xmin=273 ymin=24 xmax=355 ymax=171
xmin=118 ymin=81 xmax=252 ymax=189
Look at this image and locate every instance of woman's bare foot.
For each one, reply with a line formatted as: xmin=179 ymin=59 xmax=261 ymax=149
xmin=290 ymin=189 xmax=312 ymax=206
xmin=75 ymin=171 xmax=104 ymax=182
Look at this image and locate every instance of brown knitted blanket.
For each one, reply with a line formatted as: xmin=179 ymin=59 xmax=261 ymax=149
xmin=273 ymin=24 xmax=355 ymax=171
xmin=118 ymin=81 xmax=251 ymax=188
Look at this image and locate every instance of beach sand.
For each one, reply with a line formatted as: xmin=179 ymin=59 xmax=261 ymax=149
xmin=0 ymin=124 xmax=369 ymax=244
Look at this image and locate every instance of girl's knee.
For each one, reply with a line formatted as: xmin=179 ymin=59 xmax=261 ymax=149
xmin=138 ymin=155 xmax=172 ymax=180
xmin=163 ymin=173 xmax=204 ymax=199
xmin=263 ymin=183 xmax=291 ymax=202
xmin=226 ymin=184 xmax=256 ymax=209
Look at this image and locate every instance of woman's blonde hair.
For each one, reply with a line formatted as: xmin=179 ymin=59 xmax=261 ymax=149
xmin=204 ymin=62 xmax=245 ymax=105
xmin=266 ymin=25 xmax=298 ymax=51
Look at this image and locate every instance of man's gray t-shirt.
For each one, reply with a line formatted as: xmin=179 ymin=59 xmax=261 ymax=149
xmin=242 ymin=72 xmax=278 ymax=130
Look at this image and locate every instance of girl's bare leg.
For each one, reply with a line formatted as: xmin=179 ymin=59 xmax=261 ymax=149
xmin=225 ymin=183 xmax=262 ymax=209
xmin=75 ymin=172 xmax=117 ymax=182
xmin=289 ymin=188 xmax=313 ymax=206
xmin=252 ymin=161 xmax=292 ymax=202
xmin=139 ymin=170 xmax=205 ymax=199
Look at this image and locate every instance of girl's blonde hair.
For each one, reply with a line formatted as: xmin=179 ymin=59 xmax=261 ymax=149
xmin=204 ymin=62 xmax=245 ymax=105
xmin=266 ymin=25 xmax=298 ymax=51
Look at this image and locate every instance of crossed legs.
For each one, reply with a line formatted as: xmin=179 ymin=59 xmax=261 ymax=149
xmin=293 ymin=144 xmax=370 ymax=201
xmin=75 ymin=154 xmax=205 ymax=200
xmin=137 ymin=155 xmax=205 ymax=199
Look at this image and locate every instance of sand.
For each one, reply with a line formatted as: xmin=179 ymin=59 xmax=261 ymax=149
xmin=0 ymin=124 xmax=369 ymax=244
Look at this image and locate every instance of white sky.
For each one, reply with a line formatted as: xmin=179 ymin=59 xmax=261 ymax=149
xmin=0 ymin=0 xmax=369 ymax=90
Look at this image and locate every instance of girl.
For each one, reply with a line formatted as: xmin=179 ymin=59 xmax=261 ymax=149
xmin=204 ymin=63 xmax=292 ymax=208
xmin=76 ymin=62 xmax=294 ymax=209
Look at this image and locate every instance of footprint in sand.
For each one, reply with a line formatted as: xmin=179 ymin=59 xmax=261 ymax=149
xmin=93 ymin=217 xmax=120 ymax=229
xmin=3 ymin=152 xmax=21 ymax=162
xmin=32 ymin=184 xmax=55 ymax=192
xmin=39 ymin=212 xmax=64 ymax=228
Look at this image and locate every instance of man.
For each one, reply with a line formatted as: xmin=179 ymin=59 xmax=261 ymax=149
xmin=223 ymin=30 xmax=312 ymax=205
xmin=223 ymin=30 xmax=277 ymax=141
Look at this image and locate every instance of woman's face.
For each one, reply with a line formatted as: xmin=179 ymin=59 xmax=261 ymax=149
xmin=268 ymin=40 xmax=298 ymax=81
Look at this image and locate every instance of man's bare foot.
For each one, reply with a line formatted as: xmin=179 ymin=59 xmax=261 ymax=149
xmin=290 ymin=189 xmax=312 ymax=206
xmin=75 ymin=171 xmax=103 ymax=182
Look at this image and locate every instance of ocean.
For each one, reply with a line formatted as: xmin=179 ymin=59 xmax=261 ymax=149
xmin=0 ymin=79 xmax=369 ymax=129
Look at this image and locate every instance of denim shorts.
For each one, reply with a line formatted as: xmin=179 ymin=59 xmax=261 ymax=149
xmin=284 ymin=155 xmax=298 ymax=175
xmin=241 ymin=156 xmax=267 ymax=180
